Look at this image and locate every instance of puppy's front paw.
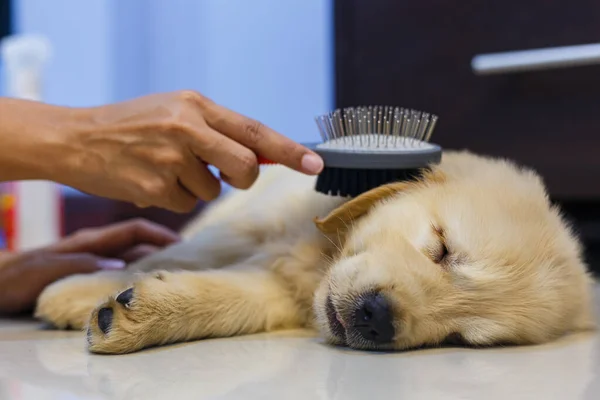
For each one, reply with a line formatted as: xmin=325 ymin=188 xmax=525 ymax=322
xmin=36 ymin=273 xmax=126 ymax=330
xmin=87 ymin=271 xmax=193 ymax=354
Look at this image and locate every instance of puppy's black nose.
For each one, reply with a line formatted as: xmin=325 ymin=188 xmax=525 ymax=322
xmin=353 ymin=293 xmax=395 ymax=344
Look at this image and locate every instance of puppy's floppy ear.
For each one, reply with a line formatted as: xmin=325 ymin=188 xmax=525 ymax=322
xmin=314 ymin=181 xmax=412 ymax=236
xmin=314 ymin=168 xmax=445 ymax=237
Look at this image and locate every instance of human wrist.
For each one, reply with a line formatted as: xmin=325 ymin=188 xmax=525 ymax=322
xmin=0 ymin=98 xmax=88 ymax=184
xmin=43 ymin=106 xmax=102 ymax=188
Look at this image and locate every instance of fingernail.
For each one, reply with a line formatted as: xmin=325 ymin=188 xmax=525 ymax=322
xmin=301 ymin=153 xmax=324 ymax=174
xmin=98 ymin=259 xmax=126 ymax=270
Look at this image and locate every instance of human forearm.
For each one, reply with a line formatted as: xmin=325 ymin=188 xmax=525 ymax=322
xmin=0 ymin=97 xmax=84 ymax=183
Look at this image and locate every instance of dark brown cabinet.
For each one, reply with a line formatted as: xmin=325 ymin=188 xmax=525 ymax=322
xmin=334 ymin=0 xmax=600 ymax=199
xmin=0 ymin=0 xmax=10 ymax=40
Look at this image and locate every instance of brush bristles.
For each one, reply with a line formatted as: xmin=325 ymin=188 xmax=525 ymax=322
xmin=314 ymin=105 xmax=438 ymax=148
xmin=312 ymin=105 xmax=439 ymax=197
xmin=315 ymin=167 xmax=425 ymax=197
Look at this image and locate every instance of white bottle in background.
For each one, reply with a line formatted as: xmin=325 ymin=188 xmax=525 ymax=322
xmin=1 ymin=34 xmax=63 ymax=251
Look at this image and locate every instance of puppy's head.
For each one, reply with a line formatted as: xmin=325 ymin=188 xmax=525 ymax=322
xmin=313 ymin=152 xmax=596 ymax=351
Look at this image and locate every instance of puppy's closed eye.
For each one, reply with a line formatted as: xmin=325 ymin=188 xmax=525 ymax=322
xmin=429 ymin=225 xmax=450 ymax=264
xmin=434 ymin=241 xmax=449 ymax=264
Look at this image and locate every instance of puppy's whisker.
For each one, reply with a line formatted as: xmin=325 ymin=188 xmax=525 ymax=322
xmin=340 ymin=217 xmax=351 ymax=232
xmin=320 ymin=253 xmax=334 ymax=263
xmin=322 ymin=234 xmax=342 ymax=254
xmin=349 ymin=219 xmax=362 ymax=251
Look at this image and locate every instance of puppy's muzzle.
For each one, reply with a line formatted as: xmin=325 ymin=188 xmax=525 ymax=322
xmin=352 ymin=292 xmax=395 ymax=344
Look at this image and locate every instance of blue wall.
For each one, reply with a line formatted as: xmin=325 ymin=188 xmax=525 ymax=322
xmin=9 ymin=0 xmax=334 ymax=144
xmin=11 ymin=0 xmax=116 ymax=107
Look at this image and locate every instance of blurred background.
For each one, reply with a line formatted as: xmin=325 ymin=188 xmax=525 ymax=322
xmin=0 ymin=0 xmax=333 ymax=237
xmin=1 ymin=0 xmax=599 ymax=271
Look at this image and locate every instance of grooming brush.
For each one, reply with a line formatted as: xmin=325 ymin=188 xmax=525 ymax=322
xmin=306 ymin=105 xmax=442 ymax=197
xmin=255 ymin=106 xmax=441 ymax=197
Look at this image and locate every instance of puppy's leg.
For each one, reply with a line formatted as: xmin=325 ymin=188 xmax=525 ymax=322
xmin=35 ymin=271 xmax=132 ymax=330
xmin=34 ymin=218 xmax=281 ymax=331
xmin=86 ymin=269 xmax=304 ymax=354
xmin=34 ymin=219 xmax=269 ymax=331
xmin=128 ymin=223 xmax=262 ymax=273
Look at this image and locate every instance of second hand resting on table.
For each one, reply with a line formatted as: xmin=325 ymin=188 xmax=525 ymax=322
xmin=0 ymin=219 xmax=180 ymax=314
xmin=0 ymin=90 xmax=324 ymax=314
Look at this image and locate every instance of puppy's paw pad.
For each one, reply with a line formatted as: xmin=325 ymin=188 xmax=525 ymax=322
xmin=87 ymin=281 xmax=154 ymax=354
xmin=115 ymin=288 xmax=134 ymax=307
xmin=97 ymin=307 xmax=114 ymax=334
xmin=88 ymin=300 xmax=134 ymax=354
xmin=87 ymin=274 xmax=184 ymax=354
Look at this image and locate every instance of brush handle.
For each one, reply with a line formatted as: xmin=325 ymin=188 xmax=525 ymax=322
xmin=306 ymin=142 xmax=442 ymax=169
xmin=257 ymin=155 xmax=276 ymax=165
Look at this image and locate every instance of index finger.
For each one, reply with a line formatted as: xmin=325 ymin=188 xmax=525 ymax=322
xmin=204 ymin=103 xmax=324 ymax=175
xmin=51 ymin=219 xmax=181 ymax=257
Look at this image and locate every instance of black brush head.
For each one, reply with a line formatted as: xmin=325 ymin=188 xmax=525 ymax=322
xmin=315 ymin=167 xmax=426 ymax=197
xmin=306 ymin=140 xmax=442 ymax=198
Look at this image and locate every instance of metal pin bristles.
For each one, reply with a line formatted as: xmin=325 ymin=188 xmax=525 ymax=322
xmin=315 ymin=105 xmax=438 ymax=149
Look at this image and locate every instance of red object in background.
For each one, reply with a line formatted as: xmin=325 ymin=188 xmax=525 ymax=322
xmin=4 ymin=198 xmax=15 ymax=250
xmin=0 ymin=185 xmax=16 ymax=250
xmin=0 ymin=182 xmax=63 ymax=251
xmin=257 ymin=155 xmax=276 ymax=165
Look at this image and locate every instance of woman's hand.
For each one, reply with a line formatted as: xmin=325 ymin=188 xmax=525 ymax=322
xmin=67 ymin=91 xmax=323 ymax=211
xmin=0 ymin=219 xmax=179 ymax=314
xmin=0 ymin=92 xmax=323 ymax=212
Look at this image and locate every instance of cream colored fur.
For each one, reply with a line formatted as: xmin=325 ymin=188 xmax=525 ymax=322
xmin=35 ymin=151 xmax=596 ymax=354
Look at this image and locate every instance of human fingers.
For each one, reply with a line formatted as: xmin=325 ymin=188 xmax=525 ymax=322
xmin=176 ymin=152 xmax=222 ymax=201
xmin=50 ymin=219 xmax=181 ymax=257
xmin=202 ymin=102 xmax=324 ymax=175
xmin=118 ymin=244 xmax=161 ymax=263
xmin=186 ymin=124 xmax=260 ymax=190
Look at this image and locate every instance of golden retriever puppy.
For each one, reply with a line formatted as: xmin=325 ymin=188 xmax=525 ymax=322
xmin=35 ymin=151 xmax=596 ymax=354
